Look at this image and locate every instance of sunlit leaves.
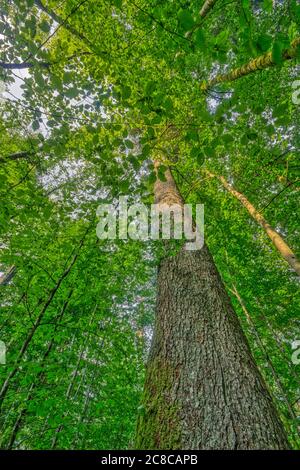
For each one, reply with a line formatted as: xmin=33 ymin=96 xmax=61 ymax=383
xmin=39 ymin=20 xmax=51 ymax=33
xmin=272 ymin=40 xmax=284 ymax=64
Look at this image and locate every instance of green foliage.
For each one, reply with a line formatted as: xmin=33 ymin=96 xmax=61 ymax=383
xmin=0 ymin=0 xmax=299 ymax=450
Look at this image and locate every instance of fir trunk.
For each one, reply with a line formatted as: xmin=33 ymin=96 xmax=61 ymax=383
xmin=135 ymin=166 xmax=290 ymax=450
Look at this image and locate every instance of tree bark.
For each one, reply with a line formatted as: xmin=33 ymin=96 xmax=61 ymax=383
xmin=199 ymin=0 xmax=218 ymax=18
xmin=186 ymin=0 xmax=217 ymax=38
xmin=0 ymin=62 xmax=50 ymax=70
xmin=201 ymin=37 xmax=300 ymax=91
xmin=135 ymin=166 xmax=290 ymax=449
xmin=0 ymin=266 xmax=16 ymax=286
xmin=206 ymin=171 xmax=300 ymax=276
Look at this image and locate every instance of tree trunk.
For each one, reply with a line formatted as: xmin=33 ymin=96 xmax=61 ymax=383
xmin=135 ymin=166 xmax=290 ymax=450
xmin=186 ymin=0 xmax=217 ymax=38
xmin=206 ymin=171 xmax=300 ymax=275
xmin=199 ymin=0 xmax=217 ymax=18
xmin=201 ymin=37 xmax=300 ymax=91
xmin=0 ymin=265 xmax=16 ymax=286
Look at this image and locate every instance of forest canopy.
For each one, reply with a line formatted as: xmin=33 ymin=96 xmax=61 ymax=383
xmin=0 ymin=0 xmax=299 ymax=450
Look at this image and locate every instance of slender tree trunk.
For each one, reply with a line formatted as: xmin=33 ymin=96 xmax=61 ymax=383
xmin=0 ymin=62 xmax=50 ymax=70
xmin=73 ymin=321 xmax=111 ymax=449
xmin=0 ymin=237 xmax=85 ymax=410
xmin=199 ymin=0 xmax=217 ymax=18
xmin=51 ymin=304 xmax=99 ymax=449
xmin=4 ymin=289 xmax=74 ymax=449
xmin=0 ymin=266 xmax=16 ymax=286
xmin=135 ymin=165 xmax=290 ymax=449
xmin=0 ymin=151 xmax=34 ymax=163
xmin=229 ymin=285 xmax=298 ymax=427
xmin=206 ymin=171 xmax=300 ymax=275
xmin=186 ymin=0 xmax=217 ymax=37
xmin=201 ymin=37 xmax=300 ymax=91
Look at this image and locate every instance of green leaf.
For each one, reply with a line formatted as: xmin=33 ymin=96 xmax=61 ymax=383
xmin=65 ymin=87 xmax=79 ymax=99
xmin=121 ymin=86 xmax=131 ymax=99
xmin=141 ymin=144 xmax=151 ymax=157
xmin=40 ymin=20 xmax=50 ymax=33
xmin=178 ymin=10 xmax=194 ymax=32
xmin=185 ymin=130 xmax=199 ymax=142
xmin=112 ymin=0 xmax=122 ymax=8
xmin=158 ymin=166 xmax=167 ymax=181
xmin=145 ymin=81 xmax=156 ymax=96
xmin=148 ymin=171 xmax=156 ymax=184
xmin=272 ymin=41 xmax=284 ymax=65
xmin=32 ymin=120 xmax=40 ymax=131
xmin=222 ymin=134 xmax=234 ymax=144
xmin=256 ymin=34 xmax=272 ymax=52
xmin=203 ymin=146 xmax=215 ymax=158
xmin=125 ymin=139 xmax=134 ymax=149
xmin=195 ymin=29 xmax=206 ymax=48
xmin=247 ymin=132 xmax=258 ymax=141
xmin=263 ymin=0 xmax=273 ymax=12
xmin=128 ymin=155 xmax=140 ymax=171
xmin=164 ymin=97 xmax=173 ymax=111
xmin=35 ymin=71 xmax=45 ymax=88
xmin=273 ymin=104 xmax=287 ymax=118
xmin=191 ymin=148 xmax=205 ymax=166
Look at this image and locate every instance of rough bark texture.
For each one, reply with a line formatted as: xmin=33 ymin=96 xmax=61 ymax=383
xmin=206 ymin=171 xmax=300 ymax=275
xmin=135 ymin=166 xmax=290 ymax=450
xmin=153 ymin=162 xmax=184 ymax=207
xmin=201 ymin=37 xmax=300 ymax=91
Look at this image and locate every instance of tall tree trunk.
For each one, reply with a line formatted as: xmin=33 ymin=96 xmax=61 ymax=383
xmin=186 ymin=0 xmax=217 ymax=38
xmin=0 ymin=265 xmax=16 ymax=286
xmin=201 ymin=37 xmax=300 ymax=91
xmin=4 ymin=289 xmax=74 ymax=449
xmin=135 ymin=165 xmax=290 ymax=449
xmin=206 ymin=171 xmax=300 ymax=275
xmin=0 ymin=235 xmax=86 ymax=411
xmin=199 ymin=0 xmax=218 ymax=18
